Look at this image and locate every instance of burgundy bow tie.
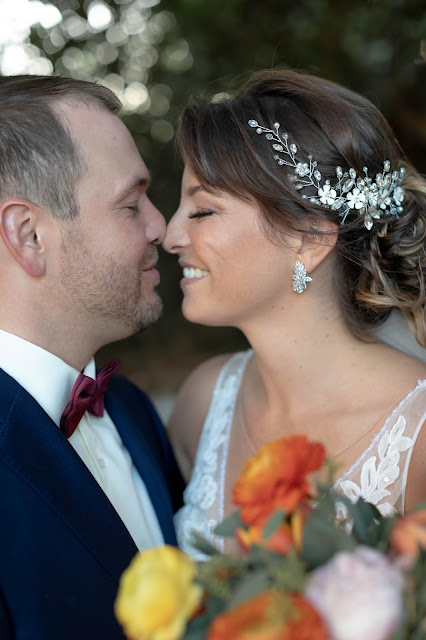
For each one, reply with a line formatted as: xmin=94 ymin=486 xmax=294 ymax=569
xmin=60 ymin=360 xmax=121 ymax=439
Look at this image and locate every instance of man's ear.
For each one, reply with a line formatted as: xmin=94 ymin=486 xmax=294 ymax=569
xmin=0 ymin=198 xmax=46 ymax=277
xmin=296 ymin=218 xmax=339 ymax=273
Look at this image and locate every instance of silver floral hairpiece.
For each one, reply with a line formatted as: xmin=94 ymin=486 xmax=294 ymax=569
xmin=248 ymin=119 xmax=406 ymax=230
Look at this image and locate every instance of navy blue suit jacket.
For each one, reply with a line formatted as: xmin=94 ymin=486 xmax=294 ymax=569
xmin=0 ymin=368 xmax=185 ymax=640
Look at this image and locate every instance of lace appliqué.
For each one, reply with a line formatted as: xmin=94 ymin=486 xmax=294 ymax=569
xmin=336 ymin=415 xmax=414 ymax=518
xmin=174 ymin=351 xmax=252 ymax=560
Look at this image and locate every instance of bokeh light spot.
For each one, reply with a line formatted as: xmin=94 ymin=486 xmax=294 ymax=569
xmin=122 ymin=82 xmax=151 ymax=112
xmin=162 ymin=39 xmax=193 ymax=72
xmin=101 ymin=72 xmax=125 ymax=95
xmin=62 ymin=15 xmax=88 ymax=39
xmin=106 ymin=23 xmax=128 ymax=46
xmin=150 ymin=119 xmax=174 ymax=143
xmin=87 ymin=1 xmax=114 ymax=32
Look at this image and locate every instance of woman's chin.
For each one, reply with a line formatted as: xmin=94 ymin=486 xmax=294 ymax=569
xmin=182 ymin=309 xmax=212 ymax=326
xmin=181 ymin=302 xmax=227 ymax=327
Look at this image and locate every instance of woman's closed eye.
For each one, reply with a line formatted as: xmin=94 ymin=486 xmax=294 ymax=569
xmin=188 ymin=208 xmax=217 ymax=219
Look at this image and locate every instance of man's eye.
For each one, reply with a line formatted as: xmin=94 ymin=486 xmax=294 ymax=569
xmin=127 ymin=205 xmax=139 ymax=213
xmin=188 ymin=209 xmax=216 ymax=219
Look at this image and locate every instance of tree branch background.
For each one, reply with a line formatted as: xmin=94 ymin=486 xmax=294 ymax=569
xmin=2 ymin=0 xmax=425 ymax=402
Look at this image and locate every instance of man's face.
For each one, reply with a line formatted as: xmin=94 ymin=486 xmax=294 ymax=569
xmin=56 ymin=104 xmax=166 ymax=343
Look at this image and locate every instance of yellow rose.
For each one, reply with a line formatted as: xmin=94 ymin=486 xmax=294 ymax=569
xmin=115 ymin=545 xmax=203 ymax=640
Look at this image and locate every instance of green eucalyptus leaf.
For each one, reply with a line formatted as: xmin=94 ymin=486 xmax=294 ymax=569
xmin=314 ymin=488 xmax=341 ymax=521
xmin=183 ymin=627 xmax=208 ymax=640
xmin=263 ymin=509 xmax=286 ymax=539
xmin=248 ymin=545 xmax=284 ymax=567
xmin=373 ymin=514 xmax=399 ymax=551
xmin=184 ymin=595 xmax=224 ymax=639
xmin=270 ymin=550 xmax=307 ymax=592
xmin=195 ymin=553 xmax=250 ymax=597
xmin=190 ymin=532 xmax=221 ymax=556
xmin=347 ymin=498 xmax=381 ymax=544
xmin=302 ymin=512 xmax=355 ymax=568
xmin=226 ymin=570 xmax=270 ymax=609
xmin=214 ymin=510 xmax=245 ymax=538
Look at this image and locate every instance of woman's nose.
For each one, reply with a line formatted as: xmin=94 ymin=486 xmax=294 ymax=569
xmin=163 ymin=211 xmax=186 ymax=254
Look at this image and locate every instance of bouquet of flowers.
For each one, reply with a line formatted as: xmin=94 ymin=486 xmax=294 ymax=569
xmin=115 ymin=435 xmax=426 ymax=640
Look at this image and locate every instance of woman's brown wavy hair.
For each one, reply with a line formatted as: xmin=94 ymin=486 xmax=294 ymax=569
xmin=177 ymin=69 xmax=426 ymax=346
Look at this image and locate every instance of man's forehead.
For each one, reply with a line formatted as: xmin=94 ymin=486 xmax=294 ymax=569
xmin=52 ymin=99 xmax=104 ymax=126
xmin=57 ymin=101 xmax=126 ymax=145
xmin=55 ymin=101 xmax=150 ymax=200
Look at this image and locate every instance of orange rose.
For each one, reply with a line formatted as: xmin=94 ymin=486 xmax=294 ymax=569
xmin=207 ymin=590 xmax=328 ymax=640
xmin=391 ymin=509 xmax=426 ymax=558
xmin=233 ymin=436 xmax=325 ymax=526
xmin=237 ymin=504 xmax=312 ymax=555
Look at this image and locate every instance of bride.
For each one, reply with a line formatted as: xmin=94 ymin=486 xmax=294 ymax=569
xmin=163 ymin=69 xmax=426 ymax=558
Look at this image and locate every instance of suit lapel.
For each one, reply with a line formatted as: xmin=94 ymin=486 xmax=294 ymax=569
xmin=0 ymin=370 xmax=137 ymax=582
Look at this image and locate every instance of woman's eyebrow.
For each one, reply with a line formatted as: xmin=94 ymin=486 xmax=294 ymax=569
xmin=186 ymin=184 xmax=223 ymax=197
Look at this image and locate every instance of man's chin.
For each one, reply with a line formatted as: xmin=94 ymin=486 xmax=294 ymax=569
xmin=135 ymin=296 xmax=163 ymax=333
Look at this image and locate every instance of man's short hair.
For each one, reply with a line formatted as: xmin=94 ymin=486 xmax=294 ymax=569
xmin=0 ymin=75 xmax=122 ymax=220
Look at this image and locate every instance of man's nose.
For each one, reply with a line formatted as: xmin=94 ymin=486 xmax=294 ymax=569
xmin=147 ymin=200 xmax=166 ymax=245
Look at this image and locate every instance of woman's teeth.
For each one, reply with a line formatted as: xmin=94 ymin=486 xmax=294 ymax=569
xmin=183 ymin=267 xmax=209 ymax=279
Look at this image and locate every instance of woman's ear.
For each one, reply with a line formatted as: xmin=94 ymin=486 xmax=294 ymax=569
xmin=0 ymin=198 xmax=46 ymax=277
xmin=296 ymin=218 xmax=339 ymax=273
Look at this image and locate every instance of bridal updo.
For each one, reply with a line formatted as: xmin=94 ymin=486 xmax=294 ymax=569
xmin=177 ymin=69 xmax=426 ymax=347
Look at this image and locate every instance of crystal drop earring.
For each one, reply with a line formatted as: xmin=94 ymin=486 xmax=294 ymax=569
xmin=292 ymin=260 xmax=312 ymax=293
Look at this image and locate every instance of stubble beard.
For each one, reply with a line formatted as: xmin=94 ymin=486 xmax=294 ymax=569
xmin=59 ymin=238 xmax=163 ymax=336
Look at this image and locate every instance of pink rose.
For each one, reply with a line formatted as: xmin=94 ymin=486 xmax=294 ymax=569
xmin=305 ymin=546 xmax=403 ymax=640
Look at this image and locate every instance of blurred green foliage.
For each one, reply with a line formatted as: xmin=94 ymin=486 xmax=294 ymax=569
xmin=23 ymin=0 xmax=426 ymax=389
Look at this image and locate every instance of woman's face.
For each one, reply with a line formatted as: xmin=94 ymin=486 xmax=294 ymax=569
xmin=163 ymin=166 xmax=296 ymax=328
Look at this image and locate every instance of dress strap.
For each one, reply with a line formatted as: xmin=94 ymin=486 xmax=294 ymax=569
xmin=215 ymin=350 xmax=253 ymax=526
xmin=174 ymin=349 xmax=252 ymax=559
xmin=335 ymin=380 xmax=426 ymax=517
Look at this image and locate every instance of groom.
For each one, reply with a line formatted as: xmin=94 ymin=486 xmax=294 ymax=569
xmin=0 ymin=75 xmax=184 ymax=639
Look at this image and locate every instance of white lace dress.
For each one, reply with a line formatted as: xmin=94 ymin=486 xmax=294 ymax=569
xmin=174 ymin=350 xmax=426 ymax=560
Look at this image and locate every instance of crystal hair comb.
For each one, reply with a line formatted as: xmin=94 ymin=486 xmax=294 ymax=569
xmin=248 ymin=120 xmax=405 ymax=230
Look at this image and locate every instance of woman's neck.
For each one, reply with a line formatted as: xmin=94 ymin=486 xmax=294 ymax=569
xmin=239 ymin=299 xmax=374 ymax=425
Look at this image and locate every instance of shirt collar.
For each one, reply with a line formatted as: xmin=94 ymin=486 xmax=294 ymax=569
xmin=0 ymin=329 xmax=95 ymax=427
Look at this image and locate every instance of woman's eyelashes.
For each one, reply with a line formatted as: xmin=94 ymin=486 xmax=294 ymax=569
xmin=188 ymin=208 xmax=217 ymax=219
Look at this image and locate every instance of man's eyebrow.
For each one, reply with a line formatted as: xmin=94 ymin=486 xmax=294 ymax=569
xmin=186 ymin=184 xmax=224 ymax=197
xmin=109 ymin=176 xmax=151 ymax=205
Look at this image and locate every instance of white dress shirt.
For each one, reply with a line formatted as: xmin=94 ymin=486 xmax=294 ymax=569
xmin=0 ymin=329 xmax=164 ymax=551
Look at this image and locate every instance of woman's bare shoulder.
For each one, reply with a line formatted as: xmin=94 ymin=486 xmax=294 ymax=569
xmin=167 ymin=353 xmax=235 ymax=481
xmin=373 ymin=343 xmax=426 ymax=389
xmin=405 ymin=411 xmax=426 ymax=511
